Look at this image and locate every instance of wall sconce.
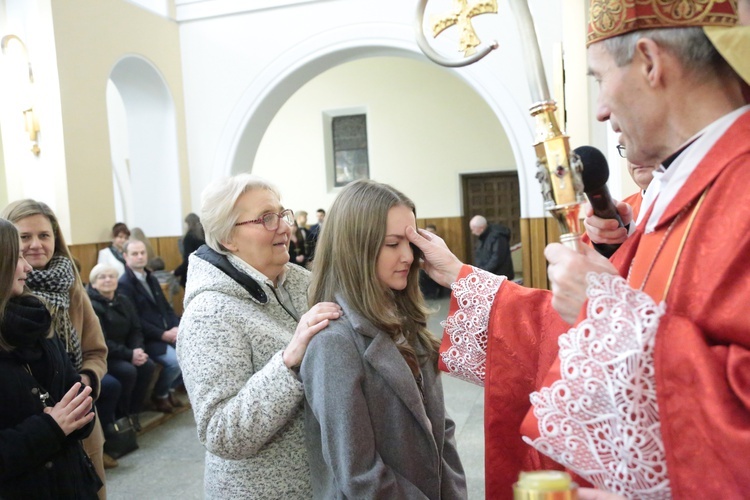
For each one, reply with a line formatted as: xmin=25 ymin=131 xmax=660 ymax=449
xmin=2 ymin=34 xmax=41 ymax=156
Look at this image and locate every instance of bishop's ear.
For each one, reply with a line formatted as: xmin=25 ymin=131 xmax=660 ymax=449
xmin=633 ymin=38 xmax=664 ymax=88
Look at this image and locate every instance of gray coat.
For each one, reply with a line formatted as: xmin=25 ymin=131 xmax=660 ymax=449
xmin=300 ymin=297 xmax=467 ymax=499
xmin=177 ymin=252 xmax=312 ymax=498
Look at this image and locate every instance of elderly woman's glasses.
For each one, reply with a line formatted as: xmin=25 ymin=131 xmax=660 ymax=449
xmin=235 ymin=209 xmax=295 ymax=231
xmin=616 ymin=145 xmax=626 ymax=158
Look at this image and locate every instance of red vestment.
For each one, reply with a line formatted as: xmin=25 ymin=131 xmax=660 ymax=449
xmin=440 ymin=110 xmax=750 ymax=499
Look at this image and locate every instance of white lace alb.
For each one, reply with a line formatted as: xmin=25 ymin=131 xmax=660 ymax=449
xmin=440 ymin=267 xmax=505 ymax=386
xmin=524 ymin=272 xmax=672 ymax=499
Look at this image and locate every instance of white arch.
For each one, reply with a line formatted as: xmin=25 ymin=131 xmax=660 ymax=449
xmin=107 ymin=54 xmax=183 ymax=235
xmin=213 ymin=23 xmax=547 ymax=218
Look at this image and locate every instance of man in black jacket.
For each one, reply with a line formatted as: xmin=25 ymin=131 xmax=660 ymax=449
xmin=469 ymin=215 xmax=514 ymax=280
xmin=118 ymin=240 xmax=183 ymax=413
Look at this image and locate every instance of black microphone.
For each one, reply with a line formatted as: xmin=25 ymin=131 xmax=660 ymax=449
xmin=574 ymin=145 xmax=624 ymax=258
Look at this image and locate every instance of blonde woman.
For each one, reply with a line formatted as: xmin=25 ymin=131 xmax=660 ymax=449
xmin=302 ymin=180 xmax=466 ymax=499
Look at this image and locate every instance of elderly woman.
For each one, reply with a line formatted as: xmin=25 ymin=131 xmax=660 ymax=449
xmin=177 ymin=174 xmax=341 ymax=498
xmin=1 ymin=199 xmax=108 ymax=496
xmin=97 ymin=222 xmax=130 ymax=278
xmin=87 ymin=264 xmax=156 ymax=433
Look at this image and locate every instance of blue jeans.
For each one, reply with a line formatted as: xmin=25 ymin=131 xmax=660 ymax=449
xmin=152 ymin=344 xmax=182 ymax=398
xmin=96 ymin=373 xmax=122 ymax=426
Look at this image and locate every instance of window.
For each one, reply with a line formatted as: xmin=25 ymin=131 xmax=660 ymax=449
xmin=332 ymin=114 xmax=369 ymax=187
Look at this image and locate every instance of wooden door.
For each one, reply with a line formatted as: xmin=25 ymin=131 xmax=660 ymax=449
xmin=461 ymin=171 xmax=521 ymax=267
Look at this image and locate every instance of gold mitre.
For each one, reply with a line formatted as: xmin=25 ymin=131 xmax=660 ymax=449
xmin=587 ymin=0 xmax=738 ymax=46
xmin=704 ymin=25 xmax=750 ymax=85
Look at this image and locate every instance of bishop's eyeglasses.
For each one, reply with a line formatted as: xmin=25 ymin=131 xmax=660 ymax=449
xmin=235 ymin=209 xmax=295 ymax=231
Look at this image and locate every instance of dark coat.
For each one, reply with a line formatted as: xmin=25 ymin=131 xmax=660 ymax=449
xmin=87 ymin=287 xmax=145 ymax=362
xmin=174 ymin=232 xmax=206 ymax=287
xmin=0 ymin=335 xmax=100 ymax=499
xmin=306 ymin=223 xmax=322 ymax=261
xmin=117 ymin=267 xmax=179 ymax=357
xmin=475 ymin=224 xmax=514 ymax=280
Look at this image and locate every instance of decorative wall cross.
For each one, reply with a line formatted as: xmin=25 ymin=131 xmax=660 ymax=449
xmin=430 ymin=0 xmax=498 ymax=57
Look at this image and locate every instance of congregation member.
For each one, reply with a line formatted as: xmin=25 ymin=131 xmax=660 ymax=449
xmin=97 ymin=223 xmax=130 ymax=278
xmin=177 ymin=174 xmax=340 ymax=498
xmin=174 ymin=213 xmax=205 ymax=288
xmin=288 ymin=221 xmax=308 ymax=267
xmin=468 ymin=215 xmax=514 ymax=280
xmin=88 ymin=264 xmax=156 ymax=433
xmin=406 ymin=2 xmax=750 ymax=498
xmin=302 ymin=180 xmax=466 ymax=499
xmin=305 ymin=208 xmax=325 ymax=261
xmin=118 ymin=240 xmax=183 ymax=414
xmin=0 ymin=218 xmax=101 ymax=499
xmin=2 ymin=199 xmax=109 ymax=496
xmin=582 ymin=147 xmax=656 ymax=249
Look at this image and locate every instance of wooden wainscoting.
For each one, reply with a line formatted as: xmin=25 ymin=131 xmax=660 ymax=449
xmin=520 ymin=217 xmax=560 ymax=290
xmin=69 ymin=237 xmax=184 ymax=284
xmin=416 ymin=216 xmax=468 ymax=264
xmin=69 ymin=236 xmax=185 ymax=315
xmin=417 ymin=215 xmax=560 ymax=291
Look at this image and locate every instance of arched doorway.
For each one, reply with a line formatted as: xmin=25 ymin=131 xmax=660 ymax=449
xmin=107 ymin=55 xmax=182 ymax=236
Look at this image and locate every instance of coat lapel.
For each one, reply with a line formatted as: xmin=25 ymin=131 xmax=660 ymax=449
xmin=363 ymin=333 xmax=434 ymax=438
xmin=337 ymin=295 xmax=434 ymax=438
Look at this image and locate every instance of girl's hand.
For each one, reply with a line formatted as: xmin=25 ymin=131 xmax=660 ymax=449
xmin=44 ymin=383 xmax=95 ymax=436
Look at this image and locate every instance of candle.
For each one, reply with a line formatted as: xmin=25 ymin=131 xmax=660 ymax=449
xmin=513 ymin=470 xmax=578 ymax=499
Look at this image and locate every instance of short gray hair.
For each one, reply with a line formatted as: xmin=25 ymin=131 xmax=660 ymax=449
xmin=603 ymin=27 xmax=727 ymax=77
xmin=89 ymin=263 xmax=119 ymax=283
xmin=200 ymin=173 xmax=281 ymax=255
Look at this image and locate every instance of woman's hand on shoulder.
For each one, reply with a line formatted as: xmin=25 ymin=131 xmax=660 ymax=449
xmin=45 ymin=383 xmax=95 ymax=436
xmin=283 ymin=302 xmax=342 ymax=370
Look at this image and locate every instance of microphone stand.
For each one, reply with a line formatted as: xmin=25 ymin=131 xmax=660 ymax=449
xmin=415 ymin=0 xmax=585 ymax=250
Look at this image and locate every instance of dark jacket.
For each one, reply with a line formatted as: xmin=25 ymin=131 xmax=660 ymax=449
xmin=87 ymin=287 xmax=145 ymax=362
xmin=174 ymin=232 xmax=206 ymax=288
xmin=0 ymin=335 xmax=99 ymax=499
xmin=117 ymin=267 xmax=179 ymax=357
xmin=475 ymin=224 xmax=514 ymax=280
xmin=306 ymin=223 xmax=322 ymax=261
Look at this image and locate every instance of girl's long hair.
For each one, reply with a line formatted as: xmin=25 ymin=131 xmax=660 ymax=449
xmin=309 ymin=180 xmax=440 ymax=372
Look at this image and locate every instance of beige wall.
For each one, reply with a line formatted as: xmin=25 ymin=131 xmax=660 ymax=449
xmin=51 ymin=0 xmax=190 ymax=243
xmin=254 ymin=56 xmax=516 ymax=218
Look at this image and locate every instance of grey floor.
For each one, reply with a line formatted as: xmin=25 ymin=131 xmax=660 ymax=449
xmin=106 ymin=297 xmax=485 ymax=499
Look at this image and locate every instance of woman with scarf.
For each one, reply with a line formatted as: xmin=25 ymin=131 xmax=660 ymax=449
xmin=2 ymin=200 xmax=108 ymax=497
xmin=0 ymin=218 xmax=102 ymax=499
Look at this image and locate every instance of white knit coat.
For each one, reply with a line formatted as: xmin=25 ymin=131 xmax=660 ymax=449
xmin=177 ymin=253 xmax=312 ymax=499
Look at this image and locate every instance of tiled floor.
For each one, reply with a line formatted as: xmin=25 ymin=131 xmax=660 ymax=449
xmin=106 ymin=297 xmax=486 ymax=499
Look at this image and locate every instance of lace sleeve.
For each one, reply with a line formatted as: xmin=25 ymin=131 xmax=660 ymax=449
xmin=439 ymin=267 xmax=505 ymax=386
xmin=523 ymin=272 xmax=671 ymax=499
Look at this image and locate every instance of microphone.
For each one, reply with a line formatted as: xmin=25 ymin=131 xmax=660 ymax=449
xmin=574 ymin=145 xmax=624 ymax=257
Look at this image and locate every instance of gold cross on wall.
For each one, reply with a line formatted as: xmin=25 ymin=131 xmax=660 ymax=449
xmin=430 ymin=0 xmax=498 ymax=57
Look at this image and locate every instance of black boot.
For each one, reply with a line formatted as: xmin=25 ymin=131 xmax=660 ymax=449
xmin=129 ymin=414 xmax=142 ymax=432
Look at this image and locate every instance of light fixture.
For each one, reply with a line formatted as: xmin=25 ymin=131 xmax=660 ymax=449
xmin=2 ymin=34 xmax=41 ymax=156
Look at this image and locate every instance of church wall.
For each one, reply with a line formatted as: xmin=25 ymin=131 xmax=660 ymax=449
xmin=50 ymin=0 xmax=190 ymax=243
xmin=177 ymin=0 xmax=590 ymax=220
xmin=254 ymin=56 xmax=516 ymax=220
